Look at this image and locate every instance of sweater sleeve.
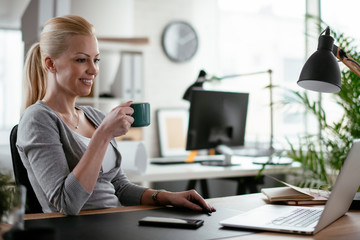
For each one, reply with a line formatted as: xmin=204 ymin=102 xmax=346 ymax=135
xmin=111 ymin=167 xmax=148 ymax=206
xmin=17 ymin=105 xmax=91 ymax=215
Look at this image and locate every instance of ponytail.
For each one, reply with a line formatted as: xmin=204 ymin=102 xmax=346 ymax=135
xmin=23 ymin=42 xmax=47 ymax=109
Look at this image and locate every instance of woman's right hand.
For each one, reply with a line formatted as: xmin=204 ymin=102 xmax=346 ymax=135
xmin=73 ymin=101 xmax=134 ymax=194
xmin=99 ymin=101 xmax=134 ymax=139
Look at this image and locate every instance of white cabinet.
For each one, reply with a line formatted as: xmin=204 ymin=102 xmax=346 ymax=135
xmin=76 ymin=37 xmax=149 ymax=113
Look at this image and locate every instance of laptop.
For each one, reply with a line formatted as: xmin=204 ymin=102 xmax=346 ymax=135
xmin=220 ymin=139 xmax=360 ymax=235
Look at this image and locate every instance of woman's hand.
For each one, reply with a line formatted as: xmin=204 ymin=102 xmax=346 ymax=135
xmin=98 ymin=101 xmax=134 ymax=139
xmin=156 ymin=190 xmax=216 ymax=213
xmin=73 ymin=101 xmax=134 ymax=193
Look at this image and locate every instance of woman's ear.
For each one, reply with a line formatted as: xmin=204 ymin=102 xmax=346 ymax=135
xmin=44 ymin=57 xmax=56 ymax=73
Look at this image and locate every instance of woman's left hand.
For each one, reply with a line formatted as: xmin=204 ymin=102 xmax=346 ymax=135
xmin=160 ymin=190 xmax=216 ymax=213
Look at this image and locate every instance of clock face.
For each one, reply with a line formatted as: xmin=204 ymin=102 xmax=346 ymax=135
xmin=161 ymin=21 xmax=199 ymax=62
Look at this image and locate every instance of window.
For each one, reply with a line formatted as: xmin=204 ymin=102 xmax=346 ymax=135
xmin=0 ymin=29 xmax=23 ymax=144
xmin=210 ymin=0 xmax=305 ymax=151
xmin=321 ymin=0 xmax=360 ymax=40
xmin=320 ymin=0 xmax=360 ymax=125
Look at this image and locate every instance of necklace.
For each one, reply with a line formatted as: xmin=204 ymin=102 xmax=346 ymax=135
xmin=59 ymin=109 xmax=80 ymax=129
xmin=74 ymin=110 xmax=80 ymax=129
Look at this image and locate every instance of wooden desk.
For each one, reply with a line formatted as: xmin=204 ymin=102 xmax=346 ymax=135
xmin=126 ymin=156 xmax=301 ymax=187
xmin=12 ymin=193 xmax=360 ymax=240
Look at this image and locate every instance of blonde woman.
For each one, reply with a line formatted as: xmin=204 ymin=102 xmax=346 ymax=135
xmin=17 ymin=15 xmax=215 ymax=215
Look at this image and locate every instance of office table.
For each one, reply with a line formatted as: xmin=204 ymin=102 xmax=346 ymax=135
xmin=125 ymin=156 xmax=301 ymax=187
xmin=1 ymin=193 xmax=357 ymax=240
xmin=126 ymin=156 xmax=301 ymax=197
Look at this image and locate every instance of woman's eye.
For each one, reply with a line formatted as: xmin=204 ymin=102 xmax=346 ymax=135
xmin=76 ymin=58 xmax=86 ymax=63
xmin=94 ymin=58 xmax=100 ymax=63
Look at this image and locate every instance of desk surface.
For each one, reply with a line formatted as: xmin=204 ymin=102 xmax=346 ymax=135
xmin=126 ymin=156 xmax=301 ymax=185
xmin=19 ymin=193 xmax=360 ymax=240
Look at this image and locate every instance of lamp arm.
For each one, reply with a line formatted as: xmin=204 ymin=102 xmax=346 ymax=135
xmin=333 ymin=45 xmax=360 ymax=78
xmin=210 ymin=69 xmax=272 ymax=81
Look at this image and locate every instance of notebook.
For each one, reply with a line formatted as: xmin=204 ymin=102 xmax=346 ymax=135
xmin=261 ymin=176 xmax=329 ymax=205
xmin=220 ymin=139 xmax=360 ymax=235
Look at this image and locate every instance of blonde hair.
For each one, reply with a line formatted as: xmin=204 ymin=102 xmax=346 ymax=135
xmin=23 ymin=15 xmax=96 ymax=109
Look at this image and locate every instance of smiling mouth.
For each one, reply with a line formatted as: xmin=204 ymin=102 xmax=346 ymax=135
xmin=80 ymin=78 xmax=93 ymax=85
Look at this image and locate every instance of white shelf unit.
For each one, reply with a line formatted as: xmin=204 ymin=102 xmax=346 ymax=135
xmin=76 ymin=37 xmax=149 ymax=113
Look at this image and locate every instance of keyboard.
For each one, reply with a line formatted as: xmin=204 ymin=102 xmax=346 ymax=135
xmin=271 ymin=208 xmax=323 ymax=228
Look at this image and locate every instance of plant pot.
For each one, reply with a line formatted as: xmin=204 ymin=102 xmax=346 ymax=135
xmin=0 ymin=185 xmax=26 ymax=235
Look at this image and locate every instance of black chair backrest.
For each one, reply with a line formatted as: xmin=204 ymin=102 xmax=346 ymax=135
xmin=10 ymin=124 xmax=42 ymax=214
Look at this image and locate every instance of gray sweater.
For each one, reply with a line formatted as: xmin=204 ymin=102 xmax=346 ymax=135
xmin=17 ymin=101 xmax=147 ymax=215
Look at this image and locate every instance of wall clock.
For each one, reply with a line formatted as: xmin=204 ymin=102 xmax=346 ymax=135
xmin=161 ymin=21 xmax=199 ymax=63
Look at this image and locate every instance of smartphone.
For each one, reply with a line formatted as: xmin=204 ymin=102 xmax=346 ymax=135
xmin=138 ymin=216 xmax=204 ymax=229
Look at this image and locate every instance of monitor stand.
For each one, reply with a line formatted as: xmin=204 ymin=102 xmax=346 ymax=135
xmin=200 ymin=145 xmax=240 ymax=166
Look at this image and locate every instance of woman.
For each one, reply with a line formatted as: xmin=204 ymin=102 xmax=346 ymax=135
xmin=17 ymin=15 xmax=215 ymax=215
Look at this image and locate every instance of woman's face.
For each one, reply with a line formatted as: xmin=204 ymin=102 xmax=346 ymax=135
xmin=52 ymin=34 xmax=100 ymax=97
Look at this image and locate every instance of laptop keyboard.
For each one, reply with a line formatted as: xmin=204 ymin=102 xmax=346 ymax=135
xmin=271 ymin=208 xmax=323 ymax=228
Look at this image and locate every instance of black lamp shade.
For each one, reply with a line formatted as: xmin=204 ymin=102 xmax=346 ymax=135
xmin=297 ymin=32 xmax=341 ymax=93
xmin=183 ymin=70 xmax=207 ymax=101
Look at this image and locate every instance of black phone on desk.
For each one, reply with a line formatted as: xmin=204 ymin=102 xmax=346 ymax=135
xmin=138 ymin=216 xmax=204 ymax=229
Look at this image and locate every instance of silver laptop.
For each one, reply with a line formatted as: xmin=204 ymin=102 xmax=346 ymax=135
xmin=220 ymin=139 xmax=360 ymax=235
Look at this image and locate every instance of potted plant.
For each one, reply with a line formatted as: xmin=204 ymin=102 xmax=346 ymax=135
xmin=0 ymin=171 xmax=27 ymax=238
xmin=0 ymin=172 xmax=14 ymax=219
xmin=284 ymin=30 xmax=360 ymax=189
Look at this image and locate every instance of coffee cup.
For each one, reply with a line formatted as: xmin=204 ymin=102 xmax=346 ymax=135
xmin=130 ymin=102 xmax=150 ymax=127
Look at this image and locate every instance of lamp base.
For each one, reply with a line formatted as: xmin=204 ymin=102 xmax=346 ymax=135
xmin=200 ymin=160 xmax=240 ymax=167
xmin=252 ymin=156 xmax=293 ymax=165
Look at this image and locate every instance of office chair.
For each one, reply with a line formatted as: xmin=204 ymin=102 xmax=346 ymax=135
xmin=10 ymin=124 xmax=42 ymax=214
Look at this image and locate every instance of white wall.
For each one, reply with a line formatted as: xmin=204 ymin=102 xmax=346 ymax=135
xmin=71 ymin=0 xmax=220 ymax=157
xmin=71 ymin=0 xmax=134 ymax=37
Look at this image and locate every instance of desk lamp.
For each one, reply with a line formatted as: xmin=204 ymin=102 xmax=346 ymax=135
xmin=298 ymin=26 xmax=360 ymax=92
xmin=183 ymin=69 xmax=292 ymax=165
xmin=298 ymin=27 xmax=360 ymax=209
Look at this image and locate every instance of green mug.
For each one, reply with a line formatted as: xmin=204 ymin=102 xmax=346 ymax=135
xmin=130 ymin=103 xmax=151 ymax=127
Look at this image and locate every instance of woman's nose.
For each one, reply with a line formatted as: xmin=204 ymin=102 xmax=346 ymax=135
xmin=87 ymin=61 xmax=99 ymax=77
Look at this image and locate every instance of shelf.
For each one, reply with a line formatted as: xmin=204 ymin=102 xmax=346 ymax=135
xmin=97 ymin=37 xmax=149 ymax=45
xmin=76 ymin=97 xmax=123 ymax=113
xmin=76 ymin=97 xmax=123 ymax=104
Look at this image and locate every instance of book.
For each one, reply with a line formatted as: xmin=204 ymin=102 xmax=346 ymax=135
xmin=285 ymin=199 xmax=327 ymax=205
xmin=261 ymin=176 xmax=329 ymax=205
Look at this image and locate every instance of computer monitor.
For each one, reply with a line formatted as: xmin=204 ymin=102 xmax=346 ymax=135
xmin=186 ymin=90 xmax=249 ymax=166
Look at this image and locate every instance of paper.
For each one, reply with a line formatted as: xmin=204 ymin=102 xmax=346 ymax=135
xmin=117 ymin=141 xmax=147 ymax=174
xmin=267 ymin=175 xmax=314 ymax=197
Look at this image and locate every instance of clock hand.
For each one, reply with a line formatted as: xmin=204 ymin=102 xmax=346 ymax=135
xmin=179 ymin=33 xmax=195 ymax=45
